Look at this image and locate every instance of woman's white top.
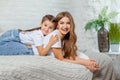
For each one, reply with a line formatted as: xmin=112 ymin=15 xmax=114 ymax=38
xmin=43 ymin=29 xmax=89 ymax=59
xmin=19 ymin=29 xmax=44 ymax=55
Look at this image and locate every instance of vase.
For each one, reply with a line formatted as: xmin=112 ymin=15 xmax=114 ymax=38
xmin=98 ymin=24 xmax=110 ymax=52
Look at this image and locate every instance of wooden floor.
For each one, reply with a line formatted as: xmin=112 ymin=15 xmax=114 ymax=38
xmin=107 ymin=54 xmax=120 ymax=80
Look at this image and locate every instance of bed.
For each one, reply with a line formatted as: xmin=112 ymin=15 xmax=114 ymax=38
xmin=0 ymin=55 xmax=93 ymax=80
xmin=0 ymin=51 xmax=115 ymax=80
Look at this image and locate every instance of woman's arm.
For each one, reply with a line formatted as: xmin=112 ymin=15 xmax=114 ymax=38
xmin=52 ymin=48 xmax=99 ymax=72
xmin=37 ymin=35 xmax=58 ymax=56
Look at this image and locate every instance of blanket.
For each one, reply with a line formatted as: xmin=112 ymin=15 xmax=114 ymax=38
xmin=0 ymin=56 xmax=92 ymax=80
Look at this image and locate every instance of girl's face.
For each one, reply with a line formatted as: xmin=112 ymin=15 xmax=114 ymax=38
xmin=57 ymin=17 xmax=71 ymax=37
xmin=41 ymin=20 xmax=55 ymax=35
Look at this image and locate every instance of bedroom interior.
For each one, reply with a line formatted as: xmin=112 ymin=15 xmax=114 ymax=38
xmin=0 ymin=0 xmax=120 ymax=80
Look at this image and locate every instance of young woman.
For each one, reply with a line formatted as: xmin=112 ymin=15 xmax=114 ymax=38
xmin=42 ymin=11 xmax=99 ymax=73
xmin=43 ymin=11 xmax=115 ymax=80
xmin=0 ymin=14 xmax=58 ymax=55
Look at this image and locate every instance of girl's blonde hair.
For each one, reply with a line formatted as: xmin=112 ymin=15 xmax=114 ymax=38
xmin=56 ymin=11 xmax=77 ymax=60
xmin=20 ymin=14 xmax=56 ymax=32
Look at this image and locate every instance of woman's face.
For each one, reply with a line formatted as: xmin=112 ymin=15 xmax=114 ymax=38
xmin=57 ymin=17 xmax=71 ymax=36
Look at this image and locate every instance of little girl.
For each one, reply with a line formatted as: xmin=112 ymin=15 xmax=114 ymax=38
xmin=0 ymin=14 xmax=58 ymax=55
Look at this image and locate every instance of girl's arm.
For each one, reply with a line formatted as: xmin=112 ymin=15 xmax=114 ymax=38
xmin=37 ymin=35 xmax=58 ymax=56
xmin=52 ymin=48 xmax=99 ymax=72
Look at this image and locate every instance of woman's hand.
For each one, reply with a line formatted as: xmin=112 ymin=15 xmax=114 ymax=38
xmin=84 ymin=59 xmax=99 ymax=72
xmin=49 ymin=34 xmax=58 ymax=46
xmin=76 ymin=57 xmax=99 ymax=72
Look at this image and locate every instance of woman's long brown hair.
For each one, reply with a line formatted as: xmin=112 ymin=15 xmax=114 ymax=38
xmin=20 ymin=14 xmax=56 ymax=32
xmin=56 ymin=11 xmax=77 ymax=60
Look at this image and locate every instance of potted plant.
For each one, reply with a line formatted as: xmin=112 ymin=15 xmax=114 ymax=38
xmin=85 ymin=6 xmax=119 ymax=52
xmin=109 ymin=23 xmax=120 ymax=52
xmin=85 ymin=6 xmax=118 ymax=31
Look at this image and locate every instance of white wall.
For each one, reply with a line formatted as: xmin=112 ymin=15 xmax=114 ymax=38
xmin=0 ymin=0 xmax=120 ymax=52
xmin=0 ymin=0 xmax=74 ymax=31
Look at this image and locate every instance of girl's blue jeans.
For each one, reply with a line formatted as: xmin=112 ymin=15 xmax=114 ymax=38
xmin=0 ymin=29 xmax=34 ymax=55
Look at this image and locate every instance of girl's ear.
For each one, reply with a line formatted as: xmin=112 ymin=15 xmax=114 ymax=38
xmin=40 ymin=23 xmax=42 ymax=28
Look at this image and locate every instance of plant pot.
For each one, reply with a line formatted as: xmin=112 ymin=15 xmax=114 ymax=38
xmin=110 ymin=44 xmax=119 ymax=52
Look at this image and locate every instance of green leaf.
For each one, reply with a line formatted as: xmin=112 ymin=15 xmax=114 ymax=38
xmin=107 ymin=12 xmax=119 ymax=19
xmin=101 ymin=6 xmax=108 ymax=16
xmin=85 ymin=20 xmax=97 ymax=31
xmin=99 ymin=6 xmax=108 ymax=18
xmin=98 ymin=14 xmax=103 ymax=21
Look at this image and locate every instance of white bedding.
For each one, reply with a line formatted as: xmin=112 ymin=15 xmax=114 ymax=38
xmin=0 ymin=56 xmax=92 ymax=80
